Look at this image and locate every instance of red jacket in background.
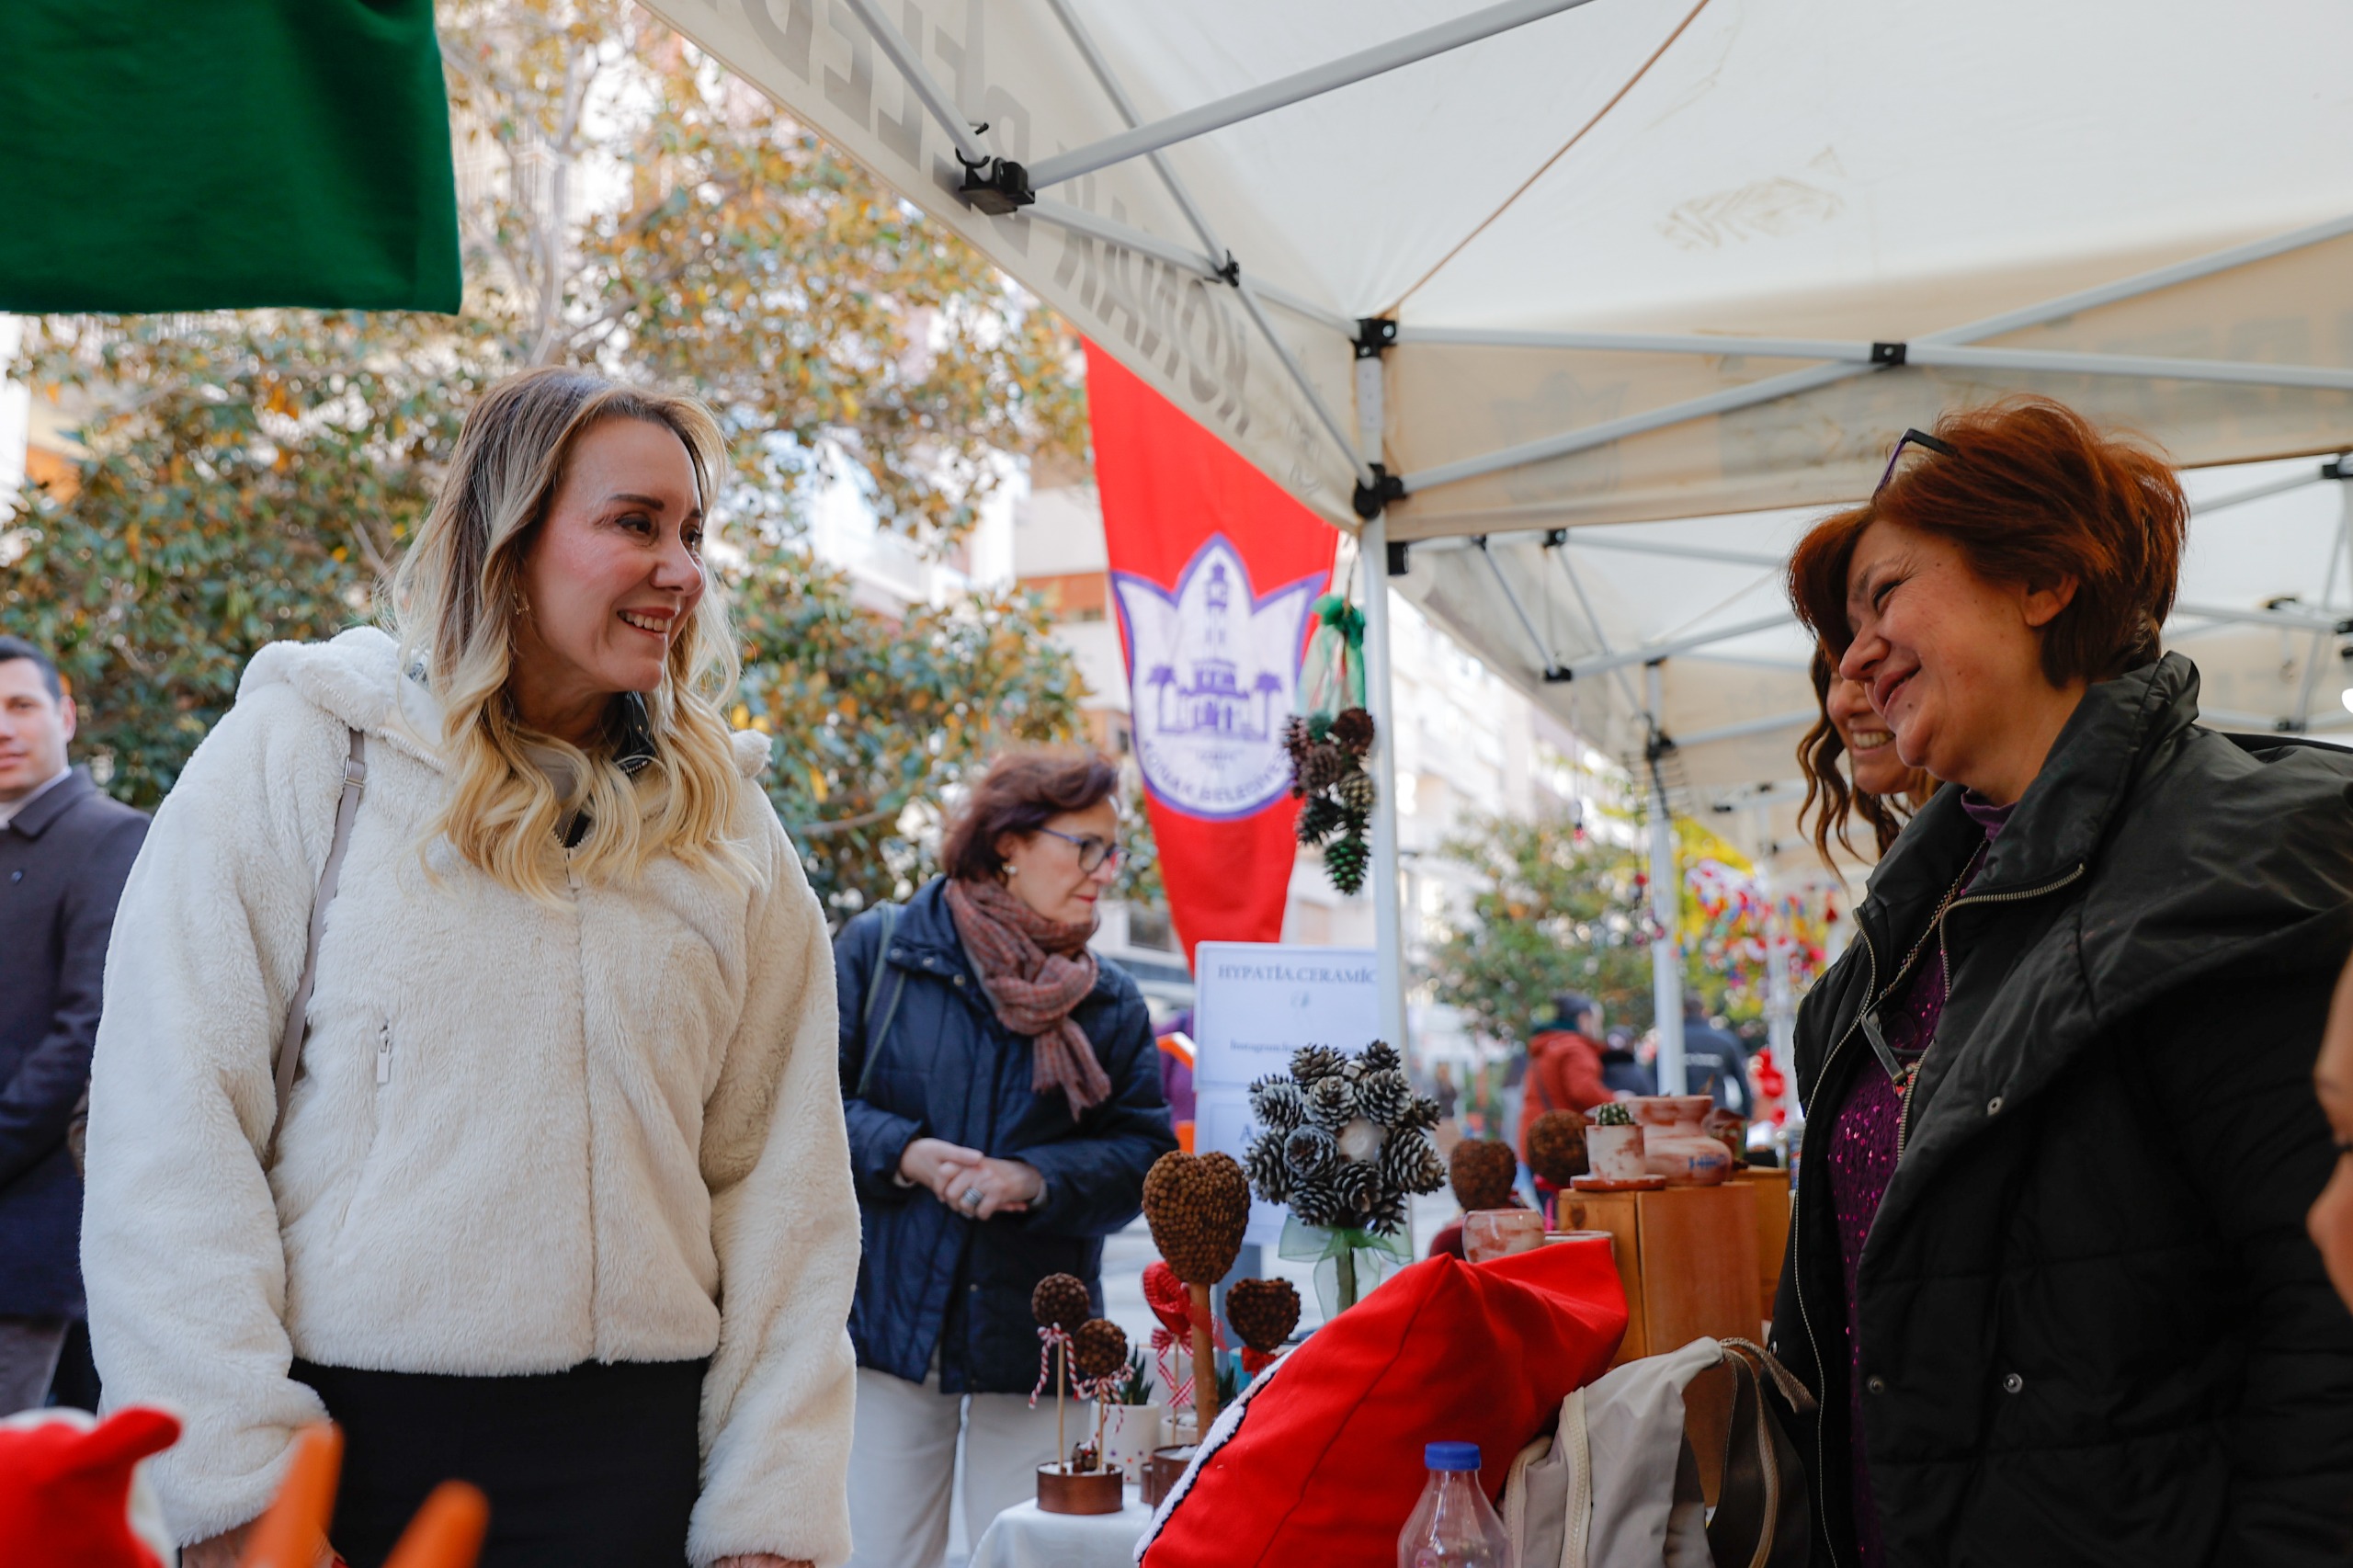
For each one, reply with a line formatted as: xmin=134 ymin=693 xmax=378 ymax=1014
xmin=1520 ymin=1028 xmax=1610 ymax=1159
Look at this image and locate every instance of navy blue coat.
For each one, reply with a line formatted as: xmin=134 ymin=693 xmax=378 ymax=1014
xmin=836 ymin=879 xmax=1176 ymax=1394
xmin=0 ymin=769 xmax=147 ymax=1318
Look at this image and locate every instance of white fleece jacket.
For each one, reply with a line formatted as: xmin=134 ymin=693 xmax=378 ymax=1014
xmin=81 ymin=628 xmax=859 ymax=1565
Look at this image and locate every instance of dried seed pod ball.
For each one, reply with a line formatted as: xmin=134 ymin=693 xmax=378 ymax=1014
xmin=1306 ymin=1074 xmax=1356 ymax=1131
xmin=1381 ymin=1129 xmax=1446 ymax=1196
xmin=1283 ymin=1123 xmax=1339 ymax=1182
xmin=1245 ymin=1130 xmax=1295 ymax=1203
xmin=1290 ymin=1045 xmax=1346 ymax=1085
xmin=1356 ymin=1068 xmax=1412 ymax=1127
xmin=1527 ymin=1109 xmax=1590 ymax=1187
xmin=1072 ymin=1318 xmax=1131 ymax=1380
xmin=1330 ymin=706 xmax=1376 ymax=756
xmin=1142 ymin=1151 xmax=1253 ymax=1285
xmin=1224 ymin=1278 xmax=1302 ymax=1354
xmin=1359 ymin=1040 xmax=1403 ymax=1076
xmin=1248 ymin=1074 xmax=1308 ymax=1134
xmin=1032 ymin=1272 xmax=1093 ymax=1335
xmin=1449 ymin=1139 xmax=1519 ymax=1214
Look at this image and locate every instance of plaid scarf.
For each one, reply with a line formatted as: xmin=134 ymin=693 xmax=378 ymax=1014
xmin=946 ymin=876 xmax=1114 ymax=1119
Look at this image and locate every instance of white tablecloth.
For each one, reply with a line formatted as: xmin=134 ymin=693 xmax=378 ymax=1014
xmin=968 ymin=1492 xmax=1156 ymax=1568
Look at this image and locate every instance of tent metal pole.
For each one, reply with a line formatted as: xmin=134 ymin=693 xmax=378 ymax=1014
xmin=1040 ymin=0 xmax=1223 ymax=258
xmin=2294 ymin=488 xmax=2353 ymax=727
xmin=1402 ymin=210 xmax=2353 ymax=496
xmin=1357 ymin=352 xmax=1410 ymax=1058
xmin=1645 ymin=662 xmax=1686 ymax=1096
xmin=2169 ymin=600 xmax=2351 ymax=634
xmin=1912 ymin=346 xmax=2353 ymax=392
xmin=1235 ymin=279 xmax=1376 ymax=488
xmin=1668 ymin=710 xmax=1815 ymax=747
xmin=1023 ymin=0 xmax=1600 ymax=190
xmin=1018 ymin=199 xmax=1353 ymax=334
xmin=1477 ymin=538 xmax=1564 ymax=678
xmin=1548 ymin=542 xmax=1643 ymax=714
xmin=1567 ymin=612 xmax=1793 ymax=678
xmin=2191 ymin=469 xmax=2335 ymax=517
xmin=834 ymin=0 xmax=992 ymax=165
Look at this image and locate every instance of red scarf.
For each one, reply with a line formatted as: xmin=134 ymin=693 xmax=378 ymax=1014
xmin=945 ymin=877 xmax=1114 ymax=1119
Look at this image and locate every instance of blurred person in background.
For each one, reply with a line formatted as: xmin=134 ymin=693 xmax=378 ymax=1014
xmin=1599 ymin=1026 xmax=1653 ymax=1098
xmin=1521 ymin=994 xmax=1610 ymax=1168
xmin=1678 ymin=994 xmax=1750 ymax=1116
xmin=0 ymin=637 xmax=146 ymax=1415
xmin=835 ymin=751 xmax=1175 ymax=1567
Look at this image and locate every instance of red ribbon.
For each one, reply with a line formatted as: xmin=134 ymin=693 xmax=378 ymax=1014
xmin=1029 ymin=1324 xmax=1073 ymax=1409
xmin=1143 ymin=1260 xmax=1229 ymax=1404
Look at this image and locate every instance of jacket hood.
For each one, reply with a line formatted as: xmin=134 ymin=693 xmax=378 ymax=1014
xmin=237 ymin=627 xmax=769 ymax=779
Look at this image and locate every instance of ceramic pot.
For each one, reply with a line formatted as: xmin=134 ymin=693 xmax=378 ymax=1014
xmin=1037 ymin=1461 xmax=1126 ymax=1515
xmin=1629 ymin=1095 xmax=1733 ymax=1186
xmin=1143 ymin=1443 xmax=1197 ymax=1507
xmin=1462 ymin=1207 xmax=1547 ymax=1264
xmin=1098 ymin=1402 xmax=1165 ymax=1483
xmin=1586 ymin=1122 xmax=1647 ymax=1182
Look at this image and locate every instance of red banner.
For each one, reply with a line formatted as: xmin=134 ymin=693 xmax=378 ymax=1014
xmin=1086 ymin=342 xmax=1338 ymax=963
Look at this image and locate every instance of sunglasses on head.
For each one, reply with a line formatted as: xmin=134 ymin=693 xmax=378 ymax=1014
xmin=1874 ymin=427 xmax=1959 ymax=497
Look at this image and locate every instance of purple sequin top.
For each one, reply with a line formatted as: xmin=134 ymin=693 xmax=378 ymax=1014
xmin=1826 ymin=795 xmax=2012 ymax=1566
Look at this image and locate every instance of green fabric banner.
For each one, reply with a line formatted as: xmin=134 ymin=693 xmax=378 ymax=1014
xmin=0 ymin=0 xmax=461 ymax=313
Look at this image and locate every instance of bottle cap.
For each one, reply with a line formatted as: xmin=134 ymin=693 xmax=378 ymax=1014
xmin=1424 ymin=1441 xmax=1481 ymax=1471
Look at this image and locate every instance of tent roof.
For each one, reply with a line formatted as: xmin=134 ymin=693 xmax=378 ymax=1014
xmin=647 ymin=0 xmax=2353 ymax=865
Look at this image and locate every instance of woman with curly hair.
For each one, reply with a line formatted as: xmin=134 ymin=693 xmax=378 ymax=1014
xmin=1796 ymin=637 xmax=1933 ymax=866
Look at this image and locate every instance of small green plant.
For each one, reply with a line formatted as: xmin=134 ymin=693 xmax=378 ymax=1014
xmin=1215 ymin=1355 xmax=1241 ymax=1406
xmin=1112 ymin=1347 xmax=1154 ymax=1406
xmin=1593 ymin=1103 xmax=1634 ymax=1127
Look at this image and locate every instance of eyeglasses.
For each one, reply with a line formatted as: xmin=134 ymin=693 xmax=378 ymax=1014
xmin=1039 ymin=826 xmax=1120 ymax=873
xmin=1873 ymin=427 xmax=1959 ymax=497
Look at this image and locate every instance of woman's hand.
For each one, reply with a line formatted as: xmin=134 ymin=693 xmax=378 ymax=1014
xmin=899 ymin=1136 xmax=983 ymax=1202
xmin=944 ymin=1156 xmax=1044 ymax=1220
xmin=183 ymin=1523 xmax=335 ymax=1568
xmin=714 ymin=1556 xmax=813 ymax=1568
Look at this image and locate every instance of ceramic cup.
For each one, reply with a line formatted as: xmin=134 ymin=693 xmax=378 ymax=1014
xmin=1463 ymin=1207 xmax=1548 ymax=1263
xmin=1586 ymin=1122 xmax=1647 ymax=1181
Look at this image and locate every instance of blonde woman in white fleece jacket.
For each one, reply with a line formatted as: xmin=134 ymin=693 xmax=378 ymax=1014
xmin=80 ymin=368 xmax=856 ymax=1568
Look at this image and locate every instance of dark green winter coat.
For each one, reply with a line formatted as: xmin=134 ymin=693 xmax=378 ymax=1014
xmin=1768 ymin=653 xmax=2353 ymax=1566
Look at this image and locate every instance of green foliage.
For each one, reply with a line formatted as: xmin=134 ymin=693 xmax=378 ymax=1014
xmin=1111 ymin=1347 xmax=1154 ymax=1406
xmin=2 ymin=0 xmax=1095 ymax=914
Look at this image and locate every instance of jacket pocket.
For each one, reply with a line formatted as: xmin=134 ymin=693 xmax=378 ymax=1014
xmin=331 ymin=1020 xmax=394 ymax=1246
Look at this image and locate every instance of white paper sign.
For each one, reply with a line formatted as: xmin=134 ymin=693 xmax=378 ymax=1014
xmin=1191 ymin=943 xmax=1383 ymax=1247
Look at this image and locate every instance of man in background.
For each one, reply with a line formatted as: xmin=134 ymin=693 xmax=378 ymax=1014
xmin=1678 ymin=994 xmax=1750 ymax=1118
xmin=0 ymin=637 xmax=146 ymax=1412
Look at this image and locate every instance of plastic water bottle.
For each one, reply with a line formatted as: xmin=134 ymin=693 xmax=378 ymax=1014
xmin=1397 ymin=1441 xmax=1513 ymax=1568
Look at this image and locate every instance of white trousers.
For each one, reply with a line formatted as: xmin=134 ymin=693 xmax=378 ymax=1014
xmin=847 ymin=1366 xmax=1063 ymax=1568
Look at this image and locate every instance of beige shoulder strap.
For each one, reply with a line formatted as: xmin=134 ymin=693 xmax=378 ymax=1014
xmin=269 ymin=728 xmax=367 ymax=1159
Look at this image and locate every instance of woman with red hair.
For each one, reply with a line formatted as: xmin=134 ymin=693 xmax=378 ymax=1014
xmin=1772 ymin=399 xmax=2353 ymax=1565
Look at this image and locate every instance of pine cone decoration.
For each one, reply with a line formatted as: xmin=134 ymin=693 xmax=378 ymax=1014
xmin=1290 ymin=1045 xmax=1345 ymax=1085
xmin=1283 ymin=1123 xmax=1338 ymax=1182
xmin=1381 ymin=1129 xmax=1446 ymax=1195
xmin=1392 ymin=1094 xmax=1440 ymax=1135
xmin=1356 ymin=1068 xmax=1411 ymax=1126
xmin=1334 ymin=1158 xmax=1381 ymax=1216
xmin=1245 ymin=1130 xmax=1294 ymax=1203
xmin=1336 ymin=769 xmax=1377 ymax=815
xmin=1142 ymin=1151 xmax=1252 ymax=1285
xmin=1306 ymin=1074 xmax=1356 ymax=1131
xmin=1225 ymin=1278 xmax=1302 ymax=1354
xmin=1072 ymin=1318 xmax=1130 ymax=1380
xmin=1527 ymin=1109 xmax=1590 ymax=1187
xmin=1295 ymin=793 xmax=1343 ymax=846
xmin=1330 ymin=706 xmax=1376 ymax=756
xmin=1449 ymin=1139 xmax=1519 ymax=1213
xmin=1248 ymin=1074 xmax=1307 ymax=1133
xmin=1367 ymin=1187 xmax=1409 ymax=1235
xmin=1300 ymin=743 xmax=1346 ymax=795
xmin=1280 ymin=714 xmax=1312 ymax=767
xmin=1324 ymin=833 xmax=1369 ymax=895
xmin=1032 ymin=1273 xmax=1092 ymax=1334
xmin=1360 ymin=1040 xmax=1402 ymax=1076
xmin=1291 ymin=1173 xmax=1347 ymax=1228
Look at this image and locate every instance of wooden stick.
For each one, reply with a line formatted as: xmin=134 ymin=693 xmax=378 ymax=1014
xmin=1056 ymin=1342 xmax=1068 ymax=1470
xmin=1189 ymin=1281 xmax=1218 ymax=1434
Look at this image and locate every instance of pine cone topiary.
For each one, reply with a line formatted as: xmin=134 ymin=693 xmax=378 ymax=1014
xmin=1381 ymin=1129 xmax=1446 ymax=1195
xmin=1355 ymin=1068 xmax=1411 ymax=1127
xmin=1290 ymin=1045 xmax=1345 ymax=1085
xmin=1324 ymin=833 xmax=1370 ymax=895
xmin=1032 ymin=1273 xmax=1092 ymax=1334
xmin=1283 ymin=1123 xmax=1338 ymax=1182
xmin=1366 ymin=1187 xmax=1409 ymax=1235
xmin=1295 ymin=793 xmax=1344 ymax=846
xmin=1330 ymin=706 xmax=1376 ymax=756
xmin=1245 ymin=1129 xmax=1294 ymax=1203
xmin=1359 ymin=1040 xmax=1402 ymax=1076
xmin=1290 ymin=1173 xmax=1347 ymax=1228
xmin=1306 ymin=1074 xmax=1356 ymax=1131
xmin=1336 ymin=769 xmax=1377 ymax=815
xmin=1334 ymin=1158 xmax=1381 ymax=1216
xmin=1392 ymin=1094 xmax=1440 ymax=1135
xmin=1072 ymin=1318 xmax=1131 ymax=1380
xmin=1226 ymin=1278 xmax=1302 ymax=1354
xmin=1449 ymin=1139 xmax=1519 ymax=1212
xmin=1527 ymin=1109 xmax=1590 ymax=1187
xmin=1142 ymin=1152 xmax=1253 ymax=1285
xmin=1248 ymin=1074 xmax=1308 ymax=1133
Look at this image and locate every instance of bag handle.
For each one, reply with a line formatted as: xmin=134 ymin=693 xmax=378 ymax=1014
xmin=269 ymin=728 xmax=366 ymax=1161
xmin=1706 ymin=1337 xmax=1816 ymax=1568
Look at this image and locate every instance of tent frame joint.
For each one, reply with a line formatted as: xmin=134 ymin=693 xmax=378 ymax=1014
xmin=2324 ymin=454 xmax=2353 ymax=482
xmin=1354 ymin=462 xmax=1407 ymax=520
xmin=1386 ymin=540 xmax=1412 ymax=576
xmin=1870 ymin=340 xmax=1907 ymax=366
xmin=1355 ymin=316 xmax=1400 ymax=359
xmin=957 ymin=145 xmax=1036 ymax=214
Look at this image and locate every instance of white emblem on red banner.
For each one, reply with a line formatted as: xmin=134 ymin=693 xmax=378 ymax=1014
xmin=1111 ymin=535 xmax=1321 ymax=821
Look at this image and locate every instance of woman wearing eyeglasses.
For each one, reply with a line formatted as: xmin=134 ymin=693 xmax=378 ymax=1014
xmin=1772 ymin=398 xmax=2353 ymax=1566
xmin=834 ymin=751 xmax=1176 ymax=1566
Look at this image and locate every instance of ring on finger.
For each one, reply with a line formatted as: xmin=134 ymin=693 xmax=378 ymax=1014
xmin=961 ymin=1187 xmax=983 ymax=1207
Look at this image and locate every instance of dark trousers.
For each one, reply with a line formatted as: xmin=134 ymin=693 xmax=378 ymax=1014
xmin=290 ymin=1358 xmax=706 ymax=1568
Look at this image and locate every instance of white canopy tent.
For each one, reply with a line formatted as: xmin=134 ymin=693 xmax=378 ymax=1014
xmin=645 ymin=0 xmax=2353 ymax=1085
